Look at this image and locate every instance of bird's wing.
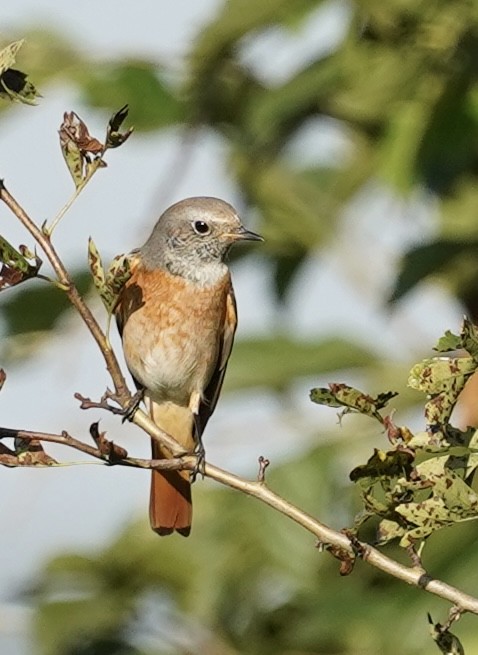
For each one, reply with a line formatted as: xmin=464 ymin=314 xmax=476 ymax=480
xmin=196 ymin=276 xmax=237 ymax=438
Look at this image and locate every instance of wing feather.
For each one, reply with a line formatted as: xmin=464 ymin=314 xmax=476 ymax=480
xmin=196 ymin=279 xmax=237 ymax=438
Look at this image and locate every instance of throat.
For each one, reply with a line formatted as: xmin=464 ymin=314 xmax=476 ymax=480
xmin=165 ymin=258 xmax=228 ymax=286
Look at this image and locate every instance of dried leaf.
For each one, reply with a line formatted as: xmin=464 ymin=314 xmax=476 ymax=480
xmin=0 ymin=236 xmax=41 ymax=290
xmin=14 ymin=438 xmax=57 ymax=466
xmin=0 ymin=442 xmax=20 ymax=467
xmin=105 ymin=104 xmax=133 ymax=149
xmin=323 ymin=543 xmax=356 ymax=576
xmin=59 ymin=111 xmax=104 ymax=187
xmin=89 ymin=422 xmax=128 ymax=461
xmin=0 ymin=369 xmax=6 ymax=391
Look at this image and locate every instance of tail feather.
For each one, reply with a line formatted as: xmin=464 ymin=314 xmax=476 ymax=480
xmin=149 ymin=399 xmax=194 ymax=536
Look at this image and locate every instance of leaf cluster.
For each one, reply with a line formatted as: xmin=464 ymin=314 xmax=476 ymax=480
xmin=312 ymin=318 xmax=478 ymax=552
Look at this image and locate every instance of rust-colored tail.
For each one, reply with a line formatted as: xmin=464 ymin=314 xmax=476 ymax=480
xmin=149 ymin=400 xmax=194 ymax=536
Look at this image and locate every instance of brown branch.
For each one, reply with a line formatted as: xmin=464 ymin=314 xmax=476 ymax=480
xmin=1 ymin=425 xmax=478 ymax=615
xmin=0 ymin=181 xmax=184 ymax=457
xmin=0 ymin=181 xmax=129 ymax=399
xmin=0 ymin=426 xmax=193 ymax=470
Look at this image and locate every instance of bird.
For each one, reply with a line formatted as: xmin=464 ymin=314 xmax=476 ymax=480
xmin=115 ymin=197 xmax=262 ymax=536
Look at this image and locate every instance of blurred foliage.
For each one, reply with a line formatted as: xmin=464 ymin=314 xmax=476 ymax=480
xmin=0 ymin=271 xmax=91 ymax=337
xmin=2 ymin=0 xmax=478 ymax=323
xmin=3 ymin=0 xmax=478 ymax=653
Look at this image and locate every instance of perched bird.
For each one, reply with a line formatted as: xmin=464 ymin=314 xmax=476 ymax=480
xmin=116 ymin=197 xmax=262 ymax=536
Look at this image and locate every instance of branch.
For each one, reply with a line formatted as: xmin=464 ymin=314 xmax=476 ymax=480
xmin=2 ymin=426 xmax=478 ymax=615
xmin=0 ymin=181 xmax=184 ymax=457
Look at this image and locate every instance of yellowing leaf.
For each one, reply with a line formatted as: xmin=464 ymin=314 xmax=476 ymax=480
xmin=0 ymin=40 xmax=24 ymax=74
xmin=59 ymin=112 xmax=104 ymax=188
xmin=408 ymin=357 xmax=477 ymax=394
xmin=0 ymin=40 xmax=41 ymax=106
xmin=88 ymin=243 xmax=131 ymax=314
xmin=310 ymin=384 xmax=397 ymax=422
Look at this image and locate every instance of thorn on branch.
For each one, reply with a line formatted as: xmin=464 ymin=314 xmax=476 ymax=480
xmin=257 ymin=455 xmax=270 ymax=483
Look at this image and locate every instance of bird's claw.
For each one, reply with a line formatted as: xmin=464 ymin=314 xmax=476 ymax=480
xmin=121 ymin=389 xmax=145 ymax=423
xmin=191 ymin=439 xmax=206 ymax=483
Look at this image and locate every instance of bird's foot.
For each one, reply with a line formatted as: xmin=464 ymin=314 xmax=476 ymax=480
xmin=191 ymin=437 xmax=206 ymax=483
xmin=121 ymin=389 xmax=145 ymax=423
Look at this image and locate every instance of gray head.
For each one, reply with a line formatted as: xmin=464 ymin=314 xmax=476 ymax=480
xmin=140 ymin=197 xmax=262 ymax=278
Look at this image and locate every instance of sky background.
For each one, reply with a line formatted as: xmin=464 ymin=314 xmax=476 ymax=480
xmin=0 ymin=3 xmax=466 ymax=653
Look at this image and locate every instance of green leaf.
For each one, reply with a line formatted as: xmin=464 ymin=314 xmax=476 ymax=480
xmin=460 ymin=316 xmax=478 ymax=360
xmin=310 ymin=383 xmax=397 ymax=422
xmin=433 ymin=330 xmax=462 ymax=353
xmin=389 ymin=239 xmax=478 ymax=303
xmin=0 ymin=271 xmax=91 ymax=340
xmin=349 ymin=448 xmax=415 ymax=484
xmin=81 ymin=62 xmax=183 ymax=131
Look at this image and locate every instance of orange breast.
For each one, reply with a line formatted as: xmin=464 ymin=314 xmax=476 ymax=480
xmin=117 ymin=264 xmax=229 ymax=406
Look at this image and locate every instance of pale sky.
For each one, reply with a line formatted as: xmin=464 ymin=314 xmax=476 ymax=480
xmin=0 ymin=3 xmax=465 ymax=653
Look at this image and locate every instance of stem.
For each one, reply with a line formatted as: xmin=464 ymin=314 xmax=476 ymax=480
xmin=46 ymin=159 xmax=103 ymax=236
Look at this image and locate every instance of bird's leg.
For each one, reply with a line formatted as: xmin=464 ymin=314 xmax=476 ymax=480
xmin=191 ymin=414 xmax=206 ymax=483
xmin=189 ymin=392 xmax=206 ymax=482
xmin=121 ymin=388 xmax=145 ymax=423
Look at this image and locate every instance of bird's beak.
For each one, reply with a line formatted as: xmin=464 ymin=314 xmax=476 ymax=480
xmin=229 ymin=225 xmax=264 ymax=242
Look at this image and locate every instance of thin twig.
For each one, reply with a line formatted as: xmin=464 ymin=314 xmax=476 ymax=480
xmin=45 ymin=160 xmax=101 ymax=236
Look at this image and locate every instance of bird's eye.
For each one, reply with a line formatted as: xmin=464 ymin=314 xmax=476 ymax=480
xmin=192 ymin=220 xmax=210 ymax=235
